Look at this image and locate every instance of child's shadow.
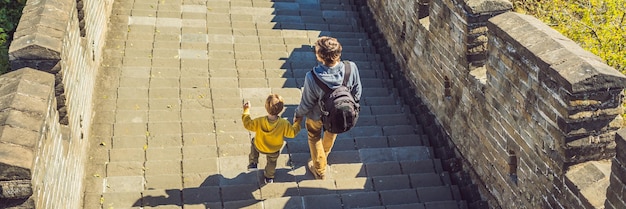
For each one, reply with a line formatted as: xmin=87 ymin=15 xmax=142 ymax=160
xmin=132 ymin=168 xmax=298 ymax=208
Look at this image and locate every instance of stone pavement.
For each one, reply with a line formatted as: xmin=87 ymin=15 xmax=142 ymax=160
xmin=83 ymin=0 xmax=467 ymax=208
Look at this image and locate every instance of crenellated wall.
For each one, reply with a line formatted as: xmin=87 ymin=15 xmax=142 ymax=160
xmin=358 ymin=0 xmax=626 ymax=208
xmin=606 ymin=129 xmax=626 ymax=209
xmin=0 ymin=0 xmax=113 ymax=208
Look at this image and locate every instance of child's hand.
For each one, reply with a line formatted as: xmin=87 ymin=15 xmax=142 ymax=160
xmin=243 ymin=101 xmax=250 ymax=110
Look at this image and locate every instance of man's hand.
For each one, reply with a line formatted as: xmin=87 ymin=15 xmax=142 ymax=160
xmin=293 ymin=116 xmax=303 ymax=124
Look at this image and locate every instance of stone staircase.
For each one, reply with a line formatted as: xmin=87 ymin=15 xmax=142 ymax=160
xmin=85 ymin=0 xmax=471 ymax=208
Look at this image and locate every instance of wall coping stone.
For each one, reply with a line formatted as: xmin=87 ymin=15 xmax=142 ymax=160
xmin=465 ymin=0 xmax=512 ymax=14
xmin=565 ymin=160 xmax=611 ymax=208
xmin=488 ymin=12 xmax=626 ymax=93
xmin=0 ymin=68 xmax=55 ymax=181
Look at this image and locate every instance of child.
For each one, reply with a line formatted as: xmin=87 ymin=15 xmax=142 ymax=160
xmin=242 ymin=94 xmax=302 ymax=183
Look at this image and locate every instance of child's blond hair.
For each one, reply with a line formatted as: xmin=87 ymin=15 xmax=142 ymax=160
xmin=265 ymin=94 xmax=284 ymax=116
xmin=315 ymin=36 xmax=342 ymax=66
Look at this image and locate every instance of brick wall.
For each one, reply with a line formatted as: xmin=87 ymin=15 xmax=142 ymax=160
xmin=606 ymin=129 xmax=626 ymax=209
xmin=359 ymin=0 xmax=626 ymax=208
xmin=1 ymin=0 xmax=114 ymax=208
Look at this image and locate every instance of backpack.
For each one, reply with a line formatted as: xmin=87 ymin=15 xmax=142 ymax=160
xmin=311 ymin=61 xmax=360 ymax=134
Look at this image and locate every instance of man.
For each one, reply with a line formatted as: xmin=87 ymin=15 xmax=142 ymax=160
xmin=294 ymin=36 xmax=362 ymax=180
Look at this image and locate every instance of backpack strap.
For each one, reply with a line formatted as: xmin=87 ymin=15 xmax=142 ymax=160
xmin=311 ymin=61 xmax=352 ymax=93
xmin=342 ymin=61 xmax=351 ymax=87
xmin=312 ymin=70 xmax=332 ymax=94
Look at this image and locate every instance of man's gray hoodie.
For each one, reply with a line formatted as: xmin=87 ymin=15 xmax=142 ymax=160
xmin=294 ymin=61 xmax=362 ymax=121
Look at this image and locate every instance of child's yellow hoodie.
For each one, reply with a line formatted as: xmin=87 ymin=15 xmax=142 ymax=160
xmin=242 ymin=109 xmax=301 ymax=153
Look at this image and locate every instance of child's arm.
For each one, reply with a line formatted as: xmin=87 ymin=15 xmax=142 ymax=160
xmin=284 ymin=118 xmax=302 ymax=138
xmin=242 ymin=101 xmax=256 ymax=131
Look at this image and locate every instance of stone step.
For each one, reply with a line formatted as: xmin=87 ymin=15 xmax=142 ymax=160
xmin=359 ymin=94 xmax=402 ymax=106
xmin=356 ymin=114 xmax=415 ymax=127
xmin=285 ymin=133 xmax=427 ymax=153
xmin=359 ymin=146 xmax=432 ymax=163
xmin=113 ymin=167 xmax=459 ymax=207
xmin=348 ymin=124 xmax=419 ymax=137
xmin=194 ymin=187 xmax=464 ymax=209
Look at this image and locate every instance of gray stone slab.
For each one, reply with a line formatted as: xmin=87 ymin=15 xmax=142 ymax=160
xmin=416 ymin=186 xmax=453 ymax=202
xmin=147 ymin=135 xmax=182 ymax=147
xmin=115 ymin=110 xmax=148 ymax=123
xmin=180 ymin=77 xmax=210 ymax=88
xmin=218 ymin=144 xmax=251 ymax=157
xmin=152 ymin=58 xmax=181 ymax=68
xmin=117 ymin=99 xmax=150 ymax=111
xmin=334 ymin=177 xmax=374 ymax=193
xmin=331 ymin=138 xmax=356 ymax=152
xmin=262 ymin=196 xmax=304 ymax=209
xmin=105 ymin=176 xmax=145 ymax=193
xmin=148 ymin=99 xmax=181 ymax=110
xmin=145 ymin=160 xmax=181 ymax=175
xmin=409 ymin=173 xmax=444 ymax=188
xmin=259 ymin=182 xmax=300 ymax=199
xmin=424 ymin=201 xmax=462 ymax=209
xmin=149 ymin=88 xmax=181 ymax=99
xmin=365 ymin=162 xmax=402 ymax=177
xmin=383 ymin=125 xmax=417 ymax=135
xmin=372 ymin=174 xmax=411 ymax=191
xmin=182 ymin=122 xmax=217 ymax=135
xmin=359 ymin=148 xmax=394 ymax=163
xmin=348 ymin=126 xmax=383 ymax=137
xmin=327 ymin=150 xmax=360 ymax=164
xmin=182 ymin=158 xmax=219 ymax=174
xmin=112 ymin=136 xmax=147 ymax=149
xmin=379 ymin=189 xmax=419 ymax=205
xmin=400 ymin=160 xmax=437 ymax=174
xmin=302 ymin=194 xmax=342 ymax=209
xmin=388 ymin=135 xmax=424 ymax=147
xmin=148 ymin=110 xmax=181 ymax=122
xmin=148 ymin=122 xmax=182 ymax=136
xmin=328 ymin=163 xmax=366 ymax=179
xmin=146 ymin=147 xmax=182 ymax=161
xmin=109 ymin=148 xmax=145 ymax=162
xmin=145 ymin=174 xmax=182 ymax=189
xmin=223 ymin=199 xmax=263 ymax=209
xmin=141 ymin=189 xmax=182 ymax=207
xmin=219 ymin=170 xmax=262 ymax=186
xmin=341 ymin=191 xmax=381 ymax=208
xmin=107 ymin=161 xmax=144 ymax=176
xmin=183 ymin=146 xmax=218 ymax=159
xmin=297 ymin=180 xmax=337 ymax=195
xmin=355 ymin=136 xmax=389 ymax=149
xmin=393 ymin=146 xmax=431 ymax=161
xmin=182 ymin=186 xmax=221 ymax=204
xmin=388 ymin=203 xmax=426 ymax=209
xmin=101 ymin=191 xmax=142 ymax=208
xmin=182 ymin=133 xmax=217 ymax=146
xmin=221 ymin=184 xmax=262 ymax=201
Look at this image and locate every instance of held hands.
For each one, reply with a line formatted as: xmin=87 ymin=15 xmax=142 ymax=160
xmin=293 ymin=112 xmax=303 ymax=125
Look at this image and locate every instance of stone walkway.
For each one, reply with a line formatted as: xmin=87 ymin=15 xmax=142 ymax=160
xmin=83 ymin=0 xmax=466 ymax=208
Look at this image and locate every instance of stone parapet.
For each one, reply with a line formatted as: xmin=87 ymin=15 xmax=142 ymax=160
xmin=0 ymin=69 xmax=55 ymax=208
xmin=3 ymin=0 xmax=114 ymax=208
xmin=605 ymin=129 xmax=626 ymax=209
xmin=362 ymin=0 xmax=626 ymax=208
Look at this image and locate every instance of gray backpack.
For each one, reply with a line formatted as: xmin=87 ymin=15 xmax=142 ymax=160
xmin=311 ymin=61 xmax=360 ymax=134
